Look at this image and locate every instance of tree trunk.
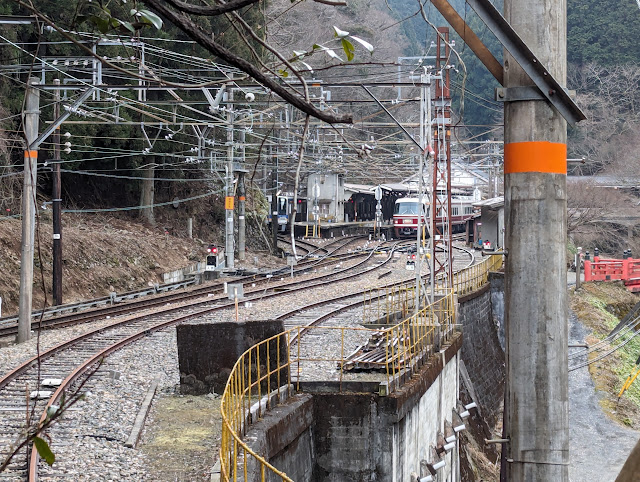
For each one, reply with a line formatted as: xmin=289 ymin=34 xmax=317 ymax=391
xmin=139 ymin=160 xmax=155 ymax=225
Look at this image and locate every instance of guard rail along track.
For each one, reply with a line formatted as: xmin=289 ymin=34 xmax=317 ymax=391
xmin=0 ymin=235 xmax=373 ymax=339
xmin=219 ymin=253 xmax=504 ymax=481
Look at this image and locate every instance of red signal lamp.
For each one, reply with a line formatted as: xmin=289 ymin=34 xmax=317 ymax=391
xmin=207 ymin=245 xmax=218 ymax=254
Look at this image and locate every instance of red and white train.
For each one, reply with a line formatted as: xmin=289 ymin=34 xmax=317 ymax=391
xmin=392 ymin=197 xmax=475 ymax=238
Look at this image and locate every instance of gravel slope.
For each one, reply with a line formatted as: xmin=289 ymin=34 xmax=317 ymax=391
xmin=569 ymin=311 xmax=639 ymax=481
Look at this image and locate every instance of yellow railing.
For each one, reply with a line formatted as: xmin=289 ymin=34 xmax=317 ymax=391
xmin=363 ymin=284 xmax=416 ymax=325
xmin=444 ymin=253 xmax=504 ymax=295
xmin=220 ymin=294 xmax=456 ymax=481
xmin=220 ymin=254 xmax=503 ymax=481
xmin=382 ymin=291 xmax=456 ymax=387
xmin=220 ymin=331 xmax=294 ymax=481
xmin=363 ymin=254 xmax=504 ymax=325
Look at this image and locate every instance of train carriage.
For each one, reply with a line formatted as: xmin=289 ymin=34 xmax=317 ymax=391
xmin=393 ymin=198 xmax=429 ymax=238
xmin=393 ymin=196 xmax=476 ymax=238
xmin=268 ymin=195 xmax=307 ymax=232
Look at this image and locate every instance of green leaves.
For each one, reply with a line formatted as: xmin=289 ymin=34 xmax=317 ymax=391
xmin=333 ymin=26 xmax=349 ymax=39
xmin=341 ymin=38 xmax=355 ymax=61
xmin=287 ymin=27 xmax=374 ymax=75
xmin=349 ymin=36 xmax=374 ymax=54
xmin=34 ymin=437 xmax=55 ymax=466
xmin=79 ymin=5 xmax=163 ymax=35
xmin=115 ymin=19 xmax=136 ymax=34
xmin=87 ymin=15 xmax=110 ymax=34
xmin=131 ymin=9 xmax=163 ymax=30
xmin=312 ymin=44 xmax=343 ymax=61
xmin=332 ymin=26 xmax=374 ymax=60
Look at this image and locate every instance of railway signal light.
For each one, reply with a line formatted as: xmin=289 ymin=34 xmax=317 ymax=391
xmin=206 ymin=245 xmax=219 ymax=270
xmin=406 ymin=252 xmax=416 ymax=270
xmin=206 ymin=254 xmax=217 ymax=270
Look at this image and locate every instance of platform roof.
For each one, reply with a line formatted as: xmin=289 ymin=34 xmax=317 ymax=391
xmin=473 ymin=196 xmax=504 ymax=210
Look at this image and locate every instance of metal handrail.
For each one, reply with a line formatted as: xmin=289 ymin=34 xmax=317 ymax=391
xmin=363 ymin=254 xmax=503 ymax=324
xmin=219 ymin=253 xmax=504 ymax=481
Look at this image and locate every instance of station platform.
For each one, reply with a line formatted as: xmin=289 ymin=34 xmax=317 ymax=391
xmin=294 ymin=221 xmax=394 ymax=239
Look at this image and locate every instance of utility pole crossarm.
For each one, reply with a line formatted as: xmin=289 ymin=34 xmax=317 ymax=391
xmin=30 ymin=87 xmax=96 ymax=150
xmin=428 ymin=0 xmax=504 ymax=85
xmin=466 ymin=0 xmax=586 ymax=125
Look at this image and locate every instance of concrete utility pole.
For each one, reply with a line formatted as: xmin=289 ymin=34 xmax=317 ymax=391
xmin=271 ymin=169 xmax=279 ymax=255
xmin=238 ymin=129 xmax=246 ymax=261
xmin=225 ymin=84 xmax=235 ymax=269
xmin=238 ymin=171 xmax=246 ymax=261
xmin=52 ymin=79 xmax=63 ymax=306
xmin=18 ymin=77 xmax=40 ymax=343
xmin=503 ymin=0 xmax=569 ymax=479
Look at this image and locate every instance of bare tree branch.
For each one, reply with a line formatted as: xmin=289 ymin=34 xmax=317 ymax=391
xmin=164 ymin=0 xmax=262 ymax=16
xmin=165 ymin=0 xmax=347 ymax=15
xmin=227 ymin=10 xmax=310 ymax=102
xmin=11 ymin=0 xmax=243 ymax=89
xmin=312 ymin=0 xmax=348 ymax=5
xmin=142 ymin=0 xmax=352 ymax=124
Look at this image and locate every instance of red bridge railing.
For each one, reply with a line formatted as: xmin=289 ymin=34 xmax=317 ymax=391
xmin=583 ymin=256 xmax=640 ymax=292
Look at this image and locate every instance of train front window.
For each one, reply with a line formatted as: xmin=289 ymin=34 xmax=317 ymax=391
xmin=395 ymin=202 xmax=428 ymax=216
xmin=394 ymin=202 xmax=420 ymax=215
xmin=278 ymin=197 xmax=287 ymax=215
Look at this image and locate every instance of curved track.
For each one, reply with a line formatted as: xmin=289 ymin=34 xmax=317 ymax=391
xmin=0 ymin=239 xmax=474 ymax=480
xmin=0 ymin=236 xmax=371 ymax=339
xmin=0 ymin=238 xmax=396 ymax=479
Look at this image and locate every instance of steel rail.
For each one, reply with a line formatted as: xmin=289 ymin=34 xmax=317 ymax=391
xmin=1 ymin=241 xmax=396 ymax=479
xmin=218 ymin=247 xmax=479 ymax=480
xmin=0 ymin=237 xmax=375 ymax=339
xmin=10 ymin=242 xmax=475 ymax=479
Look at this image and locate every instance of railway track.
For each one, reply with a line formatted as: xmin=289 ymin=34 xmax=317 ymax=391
xmin=0 ymin=235 xmax=360 ymax=332
xmin=277 ymin=243 xmax=476 ymax=379
xmin=0 ymin=239 xmax=474 ymax=480
xmin=0 ymin=236 xmax=373 ymax=340
xmin=0 ymin=238 xmax=405 ymax=480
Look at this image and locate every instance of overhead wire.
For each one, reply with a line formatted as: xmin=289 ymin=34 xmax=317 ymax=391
xmin=569 ymin=311 xmax=640 ymax=372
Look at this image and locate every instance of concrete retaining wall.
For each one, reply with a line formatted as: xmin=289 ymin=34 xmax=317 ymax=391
xmin=162 ymin=261 xmax=204 ymax=283
xmin=242 ymin=334 xmax=463 ymax=481
xmin=457 ymin=274 xmax=505 ymax=427
xmin=176 ymin=320 xmax=288 ymax=395
xmin=245 ymin=394 xmax=315 ymax=482
xmin=392 ymin=348 xmax=460 ymax=481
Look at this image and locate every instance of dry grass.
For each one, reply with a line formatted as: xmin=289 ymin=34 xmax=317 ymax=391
xmin=0 ymin=215 xmax=207 ymax=316
xmin=570 ymin=282 xmax=640 ymax=428
xmin=140 ymin=394 xmax=222 ymax=481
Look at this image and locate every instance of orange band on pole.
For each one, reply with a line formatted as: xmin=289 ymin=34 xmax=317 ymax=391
xmin=239 ymin=196 xmax=246 ymax=201
xmin=504 ymin=141 xmax=566 ymax=174
xmin=24 ymin=150 xmax=37 ymax=158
